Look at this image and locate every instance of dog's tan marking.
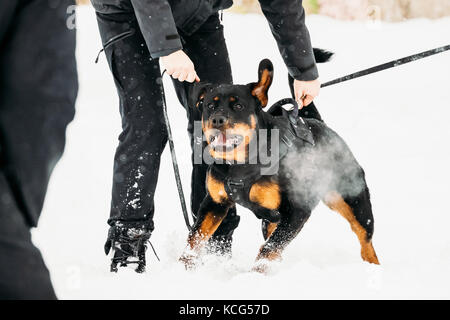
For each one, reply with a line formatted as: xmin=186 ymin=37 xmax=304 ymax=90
xmin=249 ymin=181 xmax=281 ymax=210
xmin=229 ymin=96 xmax=236 ymax=102
xmin=249 ymin=114 xmax=256 ymax=129
xmin=256 ymin=247 xmax=281 ymax=262
xmin=196 ymin=93 xmax=205 ymax=108
xmin=202 ymin=115 xmax=218 ymax=144
xmin=206 ymin=173 xmax=228 ymax=204
xmin=188 ymin=212 xmax=226 ymax=249
xmin=213 ymin=96 xmax=220 ymax=101
xmin=324 ymin=191 xmax=380 ymax=265
xmin=265 ymin=222 xmax=278 ymax=239
xmin=252 ymin=69 xmax=272 ymax=107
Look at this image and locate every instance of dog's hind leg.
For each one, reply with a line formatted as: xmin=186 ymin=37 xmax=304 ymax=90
xmin=323 ymin=188 xmax=380 ymax=265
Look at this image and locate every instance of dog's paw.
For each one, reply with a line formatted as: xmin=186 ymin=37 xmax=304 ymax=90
xmin=179 ymin=251 xmax=199 ymax=270
xmin=252 ymin=258 xmax=278 ymax=274
xmin=252 ymin=262 xmax=269 ymax=274
xmin=253 ymin=252 xmax=283 ymax=274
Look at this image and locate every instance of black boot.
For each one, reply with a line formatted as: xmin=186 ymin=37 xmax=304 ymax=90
xmin=104 ymin=223 xmax=153 ymax=273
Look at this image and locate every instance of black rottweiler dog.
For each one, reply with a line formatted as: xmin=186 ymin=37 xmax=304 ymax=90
xmin=181 ymin=55 xmax=379 ymax=271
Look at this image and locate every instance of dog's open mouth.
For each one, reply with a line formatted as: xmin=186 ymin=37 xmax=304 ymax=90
xmin=209 ymin=132 xmax=244 ymax=152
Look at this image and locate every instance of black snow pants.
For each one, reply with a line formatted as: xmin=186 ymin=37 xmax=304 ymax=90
xmin=0 ymin=0 xmax=77 ymax=299
xmin=95 ymin=12 xmax=241 ymax=239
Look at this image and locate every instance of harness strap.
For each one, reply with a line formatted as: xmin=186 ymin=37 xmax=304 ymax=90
xmin=267 ymin=98 xmax=315 ymax=161
xmin=226 ymin=172 xmax=260 ymax=204
xmin=216 ymin=98 xmax=314 ymax=204
xmin=224 ymin=178 xmax=247 ymax=203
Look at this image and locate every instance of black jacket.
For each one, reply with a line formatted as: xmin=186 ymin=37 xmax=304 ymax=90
xmin=1 ymin=0 xmax=77 ymax=227
xmin=91 ymin=0 xmax=318 ymax=81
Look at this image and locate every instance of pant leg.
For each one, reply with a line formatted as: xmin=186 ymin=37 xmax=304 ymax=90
xmin=95 ymin=12 xmax=168 ymax=229
xmin=0 ymin=0 xmax=77 ymax=299
xmin=172 ymin=14 xmax=240 ymax=239
xmin=0 ymin=1 xmax=18 ymax=45
xmin=0 ymin=0 xmax=77 ymax=227
xmin=288 ymin=74 xmax=323 ymax=121
xmin=0 ymin=173 xmax=56 ymax=300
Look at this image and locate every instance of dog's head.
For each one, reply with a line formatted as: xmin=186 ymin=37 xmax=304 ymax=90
xmin=190 ymin=59 xmax=274 ymax=162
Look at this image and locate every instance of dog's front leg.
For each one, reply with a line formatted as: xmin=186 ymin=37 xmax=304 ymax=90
xmin=188 ymin=196 xmax=231 ymax=250
xmin=254 ymin=208 xmax=311 ymax=273
xmin=180 ymin=171 xmax=232 ymax=268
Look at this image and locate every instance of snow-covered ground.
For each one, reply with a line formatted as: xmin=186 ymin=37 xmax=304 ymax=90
xmin=32 ymin=7 xmax=450 ymax=299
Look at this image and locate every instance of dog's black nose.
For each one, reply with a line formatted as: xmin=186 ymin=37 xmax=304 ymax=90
xmin=211 ymin=115 xmax=227 ymax=128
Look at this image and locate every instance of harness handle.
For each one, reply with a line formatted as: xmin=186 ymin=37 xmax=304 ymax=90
xmin=266 ymin=98 xmax=299 ymax=122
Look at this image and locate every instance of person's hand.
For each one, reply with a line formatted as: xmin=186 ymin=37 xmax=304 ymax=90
xmin=160 ymin=50 xmax=200 ymax=83
xmin=293 ymin=79 xmax=321 ymax=109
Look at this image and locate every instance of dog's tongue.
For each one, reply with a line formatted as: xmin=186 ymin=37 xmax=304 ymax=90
xmin=217 ymin=132 xmax=226 ymax=144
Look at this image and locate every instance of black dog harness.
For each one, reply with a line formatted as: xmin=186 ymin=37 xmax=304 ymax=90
xmin=267 ymin=98 xmax=315 ymax=157
xmin=212 ymin=98 xmax=315 ymax=221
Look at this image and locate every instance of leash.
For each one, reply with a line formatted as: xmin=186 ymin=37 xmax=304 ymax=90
xmin=159 ymin=70 xmax=193 ymax=231
xmin=321 ymin=44 xmax=450 ymax=88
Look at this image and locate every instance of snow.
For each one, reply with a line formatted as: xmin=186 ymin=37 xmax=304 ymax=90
xmin=32 ymin=7 xmax=450 ymax=299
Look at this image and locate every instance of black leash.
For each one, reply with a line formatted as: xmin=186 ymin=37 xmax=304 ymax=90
xmin=321 ymin=44 xmax=450 ymax=88
xmin=160 ymin=70 xmax=193 ymax=231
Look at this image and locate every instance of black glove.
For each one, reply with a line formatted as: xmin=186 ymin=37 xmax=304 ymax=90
xmin=104 ymin=223 xmax=152 ymax=273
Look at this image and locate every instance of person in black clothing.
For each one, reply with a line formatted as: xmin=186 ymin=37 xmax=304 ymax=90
xmin=92 ymin=0 xmax=322 ymax=272
xmin=0 ymin=0 xmax=78 ymax=299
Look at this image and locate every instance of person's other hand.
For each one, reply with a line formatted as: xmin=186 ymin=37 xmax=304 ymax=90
xmin=161 ymin=50 xmax=200 ymax=83
xmin=293 ymin=79 xmax=321 ymax=109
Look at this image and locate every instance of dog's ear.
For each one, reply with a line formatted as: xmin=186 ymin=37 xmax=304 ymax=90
xmin=188 ymin=82 xmax=211 ymax=110
xmin=250 ymin=59 xmax=273 ymax=107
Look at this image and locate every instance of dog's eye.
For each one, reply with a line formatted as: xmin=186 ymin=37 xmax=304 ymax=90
xmin=207 ymin=103 xmax=215 ymax=110
xmin=233 ymin=104 xmax=243 ymax=111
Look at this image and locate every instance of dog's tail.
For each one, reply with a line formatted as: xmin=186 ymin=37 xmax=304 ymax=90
xmin=313 ymin=48 xmax=334 ymax=63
